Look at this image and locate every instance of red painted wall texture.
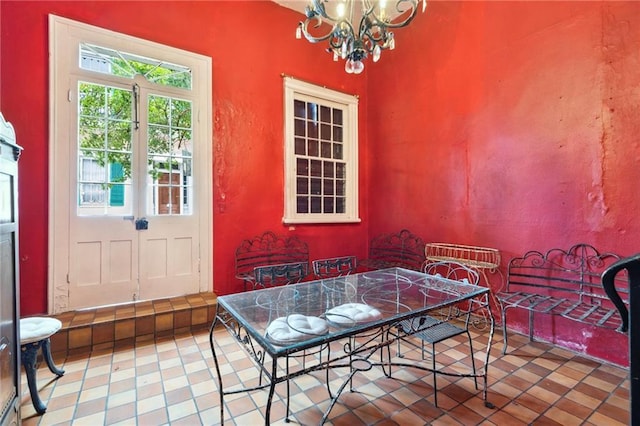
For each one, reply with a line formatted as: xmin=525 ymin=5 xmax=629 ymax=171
xmin=367 ymin=1 xmax=640 ymax=365
xmin=2 ymin=1 xmax=639 ymax=366
xmin=0 ymin=1 xmax=369 ymax=314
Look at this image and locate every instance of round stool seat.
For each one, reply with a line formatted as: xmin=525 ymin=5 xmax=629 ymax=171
xmin=20 ymin=317 xmax=62 ymax=345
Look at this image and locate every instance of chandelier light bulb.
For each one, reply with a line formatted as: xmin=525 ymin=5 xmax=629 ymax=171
xmin=345 ymin=59 xmax=354 ymax=74
xmin=352 ymin=60 xmax=365 ymax=74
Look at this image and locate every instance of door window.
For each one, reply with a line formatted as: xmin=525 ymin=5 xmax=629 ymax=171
xmin=147 ymin=95 xmax=193 ymax=215
xmin=77 ymin=82 xmax=133 ymax=215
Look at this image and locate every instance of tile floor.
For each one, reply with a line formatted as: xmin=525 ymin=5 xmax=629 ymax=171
xmin=20 ymin=324 xmax=629 ymax=425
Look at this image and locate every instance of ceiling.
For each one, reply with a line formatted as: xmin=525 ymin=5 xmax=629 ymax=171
xmin=272 ymin=1 xmax=410 ymax=21
xmin=272 ymin=0 xmax=309 ymax=15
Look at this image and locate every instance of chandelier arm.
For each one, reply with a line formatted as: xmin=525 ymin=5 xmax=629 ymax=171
xmin=359 ymin=31 xmax=387 ymax=54
xmin=361 ymin=22 xmax=389 ymax=42
xmin=379 ymin=0 xmax=420 ymax=29
xmin=363 ymin=0 xmax=420 ymax=30
xmin=300 ymin=16 xmax=338 ymax=43
xmin=306 ymin=0 xmax=342 ymax=22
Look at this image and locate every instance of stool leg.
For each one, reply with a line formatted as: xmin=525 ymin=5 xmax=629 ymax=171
xmin=42 ymin=338 xmax=65 ymax=377
xmin=21 ymin=342 xmax=47 ymax=415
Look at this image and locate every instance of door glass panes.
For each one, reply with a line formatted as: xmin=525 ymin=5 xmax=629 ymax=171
xmin=77 ymin=82 xmax=133 ymax=215
xmin=147 ymin=95 xmax=193 ymax=215
xmin=294 ymin=100 xmax=346 ymax=214
xmin=79 ymin=43 xmax=192 ymax=89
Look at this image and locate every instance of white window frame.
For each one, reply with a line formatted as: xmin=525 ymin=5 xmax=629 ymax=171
xmin=283 ymin=77 xmax=360 ymax=224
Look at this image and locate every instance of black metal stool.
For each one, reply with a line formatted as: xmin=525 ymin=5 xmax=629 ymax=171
xmin=20 ymin=317 xmax=65 ymax=414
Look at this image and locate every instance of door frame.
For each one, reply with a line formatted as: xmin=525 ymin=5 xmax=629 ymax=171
xmin=47 ymin=15 xmax=213 ymax=314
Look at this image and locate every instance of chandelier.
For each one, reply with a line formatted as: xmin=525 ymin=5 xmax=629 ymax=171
xmin=296 ymin=0 xmax=426 ymax=74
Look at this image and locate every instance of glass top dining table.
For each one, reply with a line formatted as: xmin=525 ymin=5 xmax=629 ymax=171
xmin=209 ymin=267 xmax=494 ymax=425
xmin=216 ymin=267 xmax=489 ymax=355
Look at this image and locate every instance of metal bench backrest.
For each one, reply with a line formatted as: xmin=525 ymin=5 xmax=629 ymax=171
xmin=368 ymin=229 xmax=426 ymax=271
xmin=235 ymin=231 xmax=309 ymax=280
xmin=507 ymin=243 xmax=627 ymax=308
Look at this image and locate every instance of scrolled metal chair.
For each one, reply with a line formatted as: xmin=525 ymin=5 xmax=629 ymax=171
xmin=397 ymin=260 xmax=481 ymax=407
xmin=253 ymin=260 xmax=331 ymax=411
xmin=253 ymin=261 xmax=309 ymax=289
xmin=312 ymin=256 xmax=357 ymax=278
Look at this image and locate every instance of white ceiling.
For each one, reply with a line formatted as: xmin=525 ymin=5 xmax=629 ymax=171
xmin=272 ymin=1 xmax=410 ymax=21
xmin=272 ymin=0 xmax=309 ymax=15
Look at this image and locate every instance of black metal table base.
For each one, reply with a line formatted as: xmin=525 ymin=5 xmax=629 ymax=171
xmin=209 ymin=312 xmax=494 ymax=425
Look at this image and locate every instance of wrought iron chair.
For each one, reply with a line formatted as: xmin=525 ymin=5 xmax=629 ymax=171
xmin=397 ymin=260 xmax=480 ymax=407
xmin=253 ymin=260 xmax=332 ymax=408
xmin=253 ymin=261 xmax=309 ymax=289
xmin=312 ymin=256 xmax=357 ymax=278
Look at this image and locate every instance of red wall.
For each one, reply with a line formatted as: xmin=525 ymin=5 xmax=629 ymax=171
xmin=2 ymin=1 xmax=639 ymax=366
xmin=368 ymin=1 xmax=640 ymax=365
xmin=0 ymin=1 xmax=369 ymax=315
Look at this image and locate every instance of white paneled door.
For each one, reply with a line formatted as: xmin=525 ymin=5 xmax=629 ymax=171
xmin=49 ymin=16 xmax=212 ymax=313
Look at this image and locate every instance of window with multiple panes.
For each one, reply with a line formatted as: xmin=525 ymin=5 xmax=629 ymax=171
xmin=75 ymin=43 xmax=194 ymax=216
xmin=283 ymin=78 xmax=360 ymax=224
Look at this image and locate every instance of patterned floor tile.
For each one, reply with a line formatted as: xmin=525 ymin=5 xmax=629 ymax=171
xmin=19 ymin=327 xmax=629 ymax=425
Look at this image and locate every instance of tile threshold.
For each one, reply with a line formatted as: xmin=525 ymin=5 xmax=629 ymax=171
xmin=47 ymin=292 xmax=217 ymax=358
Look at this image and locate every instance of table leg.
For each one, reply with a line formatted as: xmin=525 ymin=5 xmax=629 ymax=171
xmin=265 ymin=357 xmax=279 ymax=425
xmin=208 ymin=316 xmax=226 ymax=425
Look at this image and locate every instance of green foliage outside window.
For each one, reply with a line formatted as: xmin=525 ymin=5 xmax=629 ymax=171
xmin=78 ymin=44 xmax=193 ymax=193
xmin=78 ymin=82 xmax=192 ymax=187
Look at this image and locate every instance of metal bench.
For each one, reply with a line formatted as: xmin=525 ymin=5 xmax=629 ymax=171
xmin=235 ymin=231 xmax=309 ymax=291
xmin=497 ymin=243 xmax=628 ymax=354
xmin=360 ymin=229 xmax=426 ymax=271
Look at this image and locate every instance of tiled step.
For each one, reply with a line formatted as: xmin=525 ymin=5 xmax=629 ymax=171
xmin=49 ymin=292 xmax=217 ymax=357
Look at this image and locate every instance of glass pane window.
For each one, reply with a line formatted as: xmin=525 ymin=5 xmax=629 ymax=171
xmin=147 ymin=95 xmax=193 ymax=215
xmin=283 ymin=78 xmax=359 ymax=223
xmin=292 ymin=99 xmax=347 ymax=215
xmin=80 ymin=43 xmax=192 ymax=89
xmin=77 ymin=81 xmax=133 ymax=215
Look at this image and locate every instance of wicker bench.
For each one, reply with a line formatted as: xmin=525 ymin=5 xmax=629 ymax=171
xmin=235 ymin=231 xmax=309 ymax=291
xmin=497 ymin=243 xmax=628 ymax=354
xmin=360 ymin=229 xmax=426 ymax=271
